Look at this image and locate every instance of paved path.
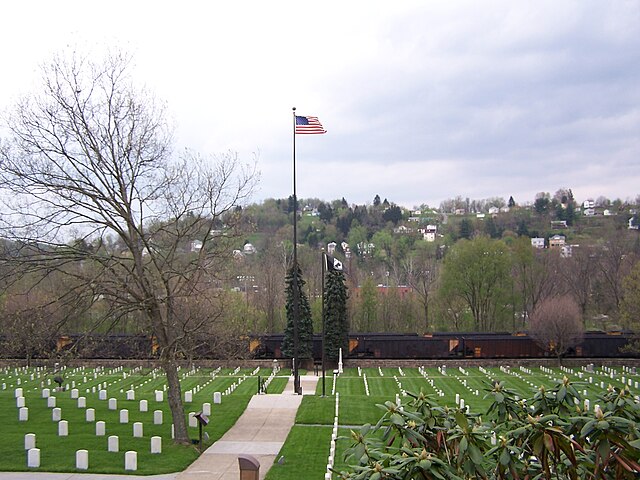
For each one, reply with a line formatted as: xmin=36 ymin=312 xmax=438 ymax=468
xmin=176 ymin=375 xmax=318 ymax=480
xmin=0 ymin=375 xmax=319 ymax=480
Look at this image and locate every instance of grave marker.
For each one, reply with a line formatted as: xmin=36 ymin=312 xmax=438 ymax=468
xmin=108 ymin=435 xmax=119 ymax=452
xmin=27 ymin=448 xmax=40 ymax=468
xmin=76 ymin=450 xmax=88 ymax=470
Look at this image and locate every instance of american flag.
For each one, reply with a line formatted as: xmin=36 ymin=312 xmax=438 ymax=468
xmin=295 ymin=115 xmax=327 ymax=134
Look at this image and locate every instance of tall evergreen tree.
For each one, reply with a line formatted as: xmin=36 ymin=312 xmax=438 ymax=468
xmin=282 ymin=264 xmax=314 ymax=359
xmin=459 ymin=218 xmax=473 ymax=239
xmin=324 ymin=269 xmax=349 ymax=361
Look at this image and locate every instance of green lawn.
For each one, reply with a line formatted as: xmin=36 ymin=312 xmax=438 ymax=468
xmin=0 ymin=365 xmax=277 ymax=474
xmin=1 ymin=364 xmax=635 ymax=477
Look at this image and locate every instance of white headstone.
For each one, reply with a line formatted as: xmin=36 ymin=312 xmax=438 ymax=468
xmin=58 ymin=420 xmax=69 ymax=436
xmin=70 ymin=388 xmax=79 ymax=399
xmin=96 ymin=421 xmax=106 ymax=436
xmin=185 ymin=390 xmax=192 ymax=403
xmin=108 ymin=435 xmax=119 ymax=452
xmin=42 ymin=388 xmax=50 ymax=398
xmin=86 ymin=408 xmax=95 ymax=422
xmin=47 ymin=396 xmax=56 ymax=408
xmin=99 ymin=390 xmax=107 ymax=400
xmin=140 ymin=399 xmax=148 ymax=412
xmin=151 ymin=436 xmax=162 ymax=454
xmin=133 ymin=422 xmax=143 ymax=437
xmin=154 ymin=410 xmax=163 ymax=425
xmin=52 ymin=407 xmax=62 ymax=422
xmin=202 ymin=403 xmax=211 ymax=416
xmin=213 ymin=391 xmax=222 ymax=404
xmin=155 ymin=390 xmax=163 ymax=402
xmin=76 ymin=449 xmax=88 ymax=470
xmin=16 ymin=396 xmax=25 ymax=408
xmin=188 ymin=412 xmax=197 ymax=428
xmin=15 ymin=387 xmax=23 ymax=398
xmin=19 ymin=407 xmax=29 ymax=422
xmin=77 ymin=397 xmax=86 ymax=408
xmin=25 ymin=433 xmax=36 ymax=450
xmin=119 ymin=409 xmax=129 ymax=423
xmin=108 ymin=398 xmax=117 ymax=410
xmin=125 ymin=451 xmax=137 ymax=471
xmin=27 ymin=448 xmax=40 ymax=468
xmin=126 ymin=390 xmax=135 ymax=401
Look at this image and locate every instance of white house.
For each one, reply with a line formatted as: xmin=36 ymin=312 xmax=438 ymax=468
xmin=531 ymin=237 xmax=545 ymax=249
xmin=561 ymin=245 xmax=573 ymax=258
xmin=243 ymin=243 xmax=257 ymax=254
xmin=488 ymin=206 xmax=500 ymax=215
xmin=583 ymin=199 xmax=595 ymax=209
xmin=327 ymin=242 xmax=337 ymax=255
xmin=422 ymin=225 xmax=437 ymax=242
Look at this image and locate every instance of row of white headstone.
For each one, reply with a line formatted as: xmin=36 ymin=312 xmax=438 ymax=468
xmin=324 ymin=392 xmax=340 ymax=480
xmin=418 ymin=366 xmax=445 ymax=397
xmin=24 ymin=433 xmax=158 ymax=470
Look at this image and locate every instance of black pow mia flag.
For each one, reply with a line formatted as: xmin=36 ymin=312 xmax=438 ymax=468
xmin=325 ymin=254 xmax=343 ymax=272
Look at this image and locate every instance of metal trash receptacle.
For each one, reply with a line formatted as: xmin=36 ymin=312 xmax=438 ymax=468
xmin=238 ymin=454 xmax=260 ymax=480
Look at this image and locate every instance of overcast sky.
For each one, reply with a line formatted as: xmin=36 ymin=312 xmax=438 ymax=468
xmin=2 ymin=1 xmax=639 ymax=209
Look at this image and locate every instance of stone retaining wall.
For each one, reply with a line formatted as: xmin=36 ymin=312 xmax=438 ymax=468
xmin=1 ymin=357 xmax=639 ymax=369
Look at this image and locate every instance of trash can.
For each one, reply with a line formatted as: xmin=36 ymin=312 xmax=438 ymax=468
xmin=238 ymin=454 xmax=260 ymax=480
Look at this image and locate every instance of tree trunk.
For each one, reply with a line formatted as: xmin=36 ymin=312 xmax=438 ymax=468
xmin=162 ymin=359 xmax=190 ymax=445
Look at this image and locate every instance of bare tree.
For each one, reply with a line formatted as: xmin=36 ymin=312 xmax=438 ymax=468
xmin=402 ymin=246 xmax=438 ymax=332
xmin=511 ymin=238 xmax=561 ymax=328
xmin=529 ymin=296 xmax=584 ymax=360
xmin=0 ymin=51 xmax=257 ymax=444
xmin=0 ymin=278 xmax=66 ymax=364
xmin=560 ymin=246 xmax=598 ymax=316
xmin=595 ymin=230 xmax=636 ymax=316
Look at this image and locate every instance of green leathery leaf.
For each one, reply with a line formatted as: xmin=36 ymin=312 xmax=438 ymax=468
xmin=468 ymin=443 xmax=484 ymax=465
xmin=500 ymin=448 xmax=512 ymax=466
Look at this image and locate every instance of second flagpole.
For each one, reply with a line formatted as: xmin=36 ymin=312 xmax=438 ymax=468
xmin=292 ymin=107 xmax=300 ymax=395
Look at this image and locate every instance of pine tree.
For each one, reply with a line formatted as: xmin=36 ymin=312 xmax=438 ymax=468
xmin=324 ymin=270 xmax=349 ymax=361
xmin=282 ymin=264 xmax=314 ymax=359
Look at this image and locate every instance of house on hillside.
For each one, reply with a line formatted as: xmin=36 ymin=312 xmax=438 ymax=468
xmin=550 ymin=220 xmax=567 ymax=229
xmin=549 ymin=235 xmax=566 ymax=250
xmin=419 ymin=225 xmax=438 ymax=242
xmin=561 ymin=245 xmax=573 ymax=258
xmin=488 ymin=206 xmax=500 ymax=215
xmin=393 ymin=225 xmax=413 ymax=234
xmin=531 ymin=237 xmax=545 ymax=249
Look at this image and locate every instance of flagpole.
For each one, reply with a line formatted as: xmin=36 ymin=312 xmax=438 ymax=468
xmin=292 ymin=107 xmax=300 ymax=395
xmin=321 ymin=251 xmax=326 ymax=397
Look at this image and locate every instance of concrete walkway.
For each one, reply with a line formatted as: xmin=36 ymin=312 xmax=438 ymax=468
xmin=0 ymin=375 xmax=318 ymax=480
xmin=176 ymin=375 xmax=318 ymax=480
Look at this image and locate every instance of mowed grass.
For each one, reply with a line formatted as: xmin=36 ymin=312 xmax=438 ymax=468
xmin=2 ymin=364 xmax=635 ymax=477
xmin=268 ymin=364 xmax=638 ymax=480
xmin=0 ymin=365 xmax=283 ymax=474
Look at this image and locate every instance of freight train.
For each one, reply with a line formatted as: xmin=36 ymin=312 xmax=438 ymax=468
xmin=253 ymin=331 xmax=635 ymax=360
xmin=2 ymin=331 xmax=635 ymax=360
